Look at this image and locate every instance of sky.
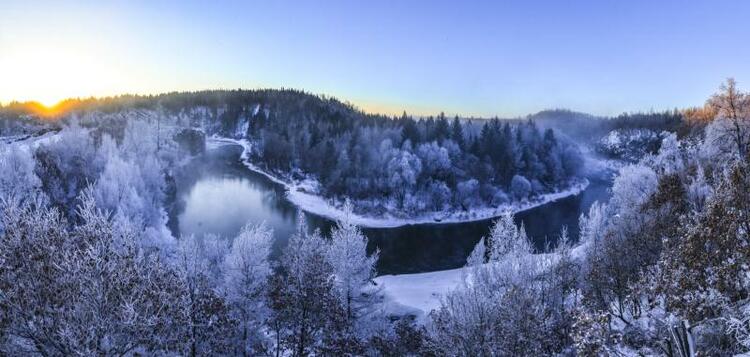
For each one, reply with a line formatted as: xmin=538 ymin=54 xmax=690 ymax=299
xmin=1 ymin=0 xmax=749 ymax=117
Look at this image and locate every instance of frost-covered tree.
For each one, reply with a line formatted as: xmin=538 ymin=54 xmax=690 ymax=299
xmin=0 ymin=196 xmax=69 ymax=354
xmin=202 ymin=233 xmax=229 ymax=285
xmin=726 ymin=304 xmax=750 ymax=352
xmin=706 ymin=78 xmax=750 ymax=160
xmin=609 ymin=163 xmax=658 ymax=223
xmin=510 ymin=174 xmax=532 ymax=199
xmin=485 ymin=211 xmax=531 ymax=261
xmin=428 ymin=224 xmax=573 ymax=356
xmin=416 ymin=141 xmax=451 ymax=178
xmin=0 ymin=192 xmax=187 ymax=355
xmin=175 ymin=235 xmax=235 ymax=355
xmin=33 ymin=124 xmax=102 ymax=220
xmin=0 ymin=145 xmax=43 ymax=203
xmin=650 ymin=133 xmax=685 ymax=175
xmin=686 ymin=164 xmax=713 ymax=212
xmin=269 ymin=214 xmax=344 ymax=356
xmin=653 ymin=164 xmax=750 ymax=322
xmin=223 ymin=221 xmax=273 ymax=354
xmin=92 ymin=138 xmax=170 ymax=250
xmin=456 ymin=179 xmax=481 ymax=209
xmin=325 ymin=201 xmax=380 ymax=333
xmin=571 ymin=306 xmax=617 ymax=356
xmin=578 ymin=201 xmax=607 ymax=247
xmin=386 ymin=149 xmax=422 ymax=202
xmin=466 ymin=237 xmax=487 ymax=267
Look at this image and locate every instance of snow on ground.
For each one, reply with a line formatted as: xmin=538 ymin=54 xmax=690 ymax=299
xmin=210 ymin=137 xmax=591 ymax=228
xmin=376 ymin=243 xmax=590 ymax=320
xmin=287 ymin=179 xmax=589 ymax=228
xmin=1 ymin=130 xmax=60 ymax=151
xmin=376 ymin=267 xmax=464 ymax=321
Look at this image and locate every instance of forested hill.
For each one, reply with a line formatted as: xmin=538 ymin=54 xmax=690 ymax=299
xmin=9 ymin=90 xmax=589 ymax=217
xmin=4 ymin=90 xmax=586 ymax=218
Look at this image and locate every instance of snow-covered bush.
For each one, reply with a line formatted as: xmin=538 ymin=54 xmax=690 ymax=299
xmin=427 ymin=216 xmax=574 ymax=355
xmin=510 ymin=174 xmax=531 ymax=199
xmin=456 ymin=179 xmax=481 ymax=208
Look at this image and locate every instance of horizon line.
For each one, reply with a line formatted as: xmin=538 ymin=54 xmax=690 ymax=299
xmin=0 ymin=87 xmax=691 ymax=120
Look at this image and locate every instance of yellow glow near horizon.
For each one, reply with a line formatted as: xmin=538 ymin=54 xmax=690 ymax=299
xmin=0 ymin=42 xmax=137 ymax=107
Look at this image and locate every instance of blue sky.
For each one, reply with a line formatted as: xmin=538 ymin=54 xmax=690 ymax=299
xmin=1 ymin=0 xmax=749 ymax=116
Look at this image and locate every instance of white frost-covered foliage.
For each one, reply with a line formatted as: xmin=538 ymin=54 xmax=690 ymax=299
xmin=223 ymin=222 xmax=273 ymax=353
xmin=578 ymin=200 xmax=607 ymax=247
xmin=727 ymin=304 xmax=750 ymax=351
xmin=700 ymin=116 xmax=750 ymax=168
xmin=465 ymin=237 xmax=487 ymax=268
xmin=94 ymin=155 xmax=154 ymax=224
xmin=428 ymin=218 xmax=574 ymax=355
xmin=121 ymin=117 xmax=175 ymax=165
xmin=30 ymin=119 xmax=177 ymax=250
xmin=687 ymin=164 xmax=713 ymax=212
xmin=651 ymin=133 xmax=684 ymax=174
xmin=386 ymin=149 xmax=422 ymax=198
xmin=609 ymin=163 xmax=658 ymax=220
xmin=510 ymin=174 xmax=532 ymax=199
xmin=456 ymin=179 xmax=480 ymax=208
xmin=326 ymin=201 xmax=379 ymax=325
xmin=0 ymin=193 xmax=188 ymax=355
xmin=32 ymin=124 xmax=103 ymax=218
xmin=0 ymin=145 xmax=43 ymax=201
xmin=486 ymin=211 xmax=531 ymax=261
xmin=91 ymin=132 xmax=170 ymax=249
xmin=702 ymin=78 xmax=750 ymax=161
xmin=701 ymin=118 xmax=738 ymax=163
xmin=202 ymin=233 xmax=230 ymax=284
xmin=416 ymin=141 xmax=451 ymax=176
xmin=269 ymin=213 xmax=337 ymax=355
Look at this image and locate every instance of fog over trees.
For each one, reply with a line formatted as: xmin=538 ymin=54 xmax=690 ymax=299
xmin=0 ymin=80 xmax=750 ymax=354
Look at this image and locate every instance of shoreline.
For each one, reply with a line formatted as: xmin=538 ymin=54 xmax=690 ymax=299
xmin=210 ymin=137 xmax=591 ymax=228
xmin=375 ymin=243 xmax=590 ymax=319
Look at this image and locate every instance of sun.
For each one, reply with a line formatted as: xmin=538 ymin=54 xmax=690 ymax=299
xmin=0 ymin=42 xmax=131 ymax=110
xmin=37 ymin=97 xmax=63 ymax=109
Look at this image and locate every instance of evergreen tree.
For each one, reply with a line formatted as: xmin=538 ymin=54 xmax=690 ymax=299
xmin=451 ymin=116 xmax=465 ymax=149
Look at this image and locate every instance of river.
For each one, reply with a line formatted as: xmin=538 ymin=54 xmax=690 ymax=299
xmin=169 ymin=143 xmax=612 ymax=275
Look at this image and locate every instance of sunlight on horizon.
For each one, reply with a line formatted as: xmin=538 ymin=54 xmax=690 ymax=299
xmin=0 ymin=42 xmax=133 ymax=107
xmin=1 ymin=1 xmax=749 ymax=117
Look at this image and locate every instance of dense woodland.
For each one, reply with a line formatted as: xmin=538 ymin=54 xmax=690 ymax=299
xmin=249 ymin=108 xmax=584 ymax=216
xmin=1 ymin=89 xmax=688 ymax=218
xmin=1 ymin=80 xmax=750 ymax=355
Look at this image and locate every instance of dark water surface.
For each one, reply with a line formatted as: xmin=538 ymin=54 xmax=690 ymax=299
xmin=170 ymin=144 xmax=612 ymax=275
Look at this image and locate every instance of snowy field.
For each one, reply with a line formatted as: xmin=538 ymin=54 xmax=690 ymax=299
xmin=210 ymin=137 xmax=591 ymax=228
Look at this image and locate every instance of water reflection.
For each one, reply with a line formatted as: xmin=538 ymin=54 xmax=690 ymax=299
xmin=171 ymin=143 xmax=612 ymax=275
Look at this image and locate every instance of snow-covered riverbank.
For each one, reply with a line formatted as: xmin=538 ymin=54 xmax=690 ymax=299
xmin=375 ymin=243 xmax=589 ymax=320
xmin=210 ymin=137 xmax=591 ymax=228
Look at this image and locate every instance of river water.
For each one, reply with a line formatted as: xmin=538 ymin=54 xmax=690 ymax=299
xmin=170 ymin=143 xmax=612 ymax=275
